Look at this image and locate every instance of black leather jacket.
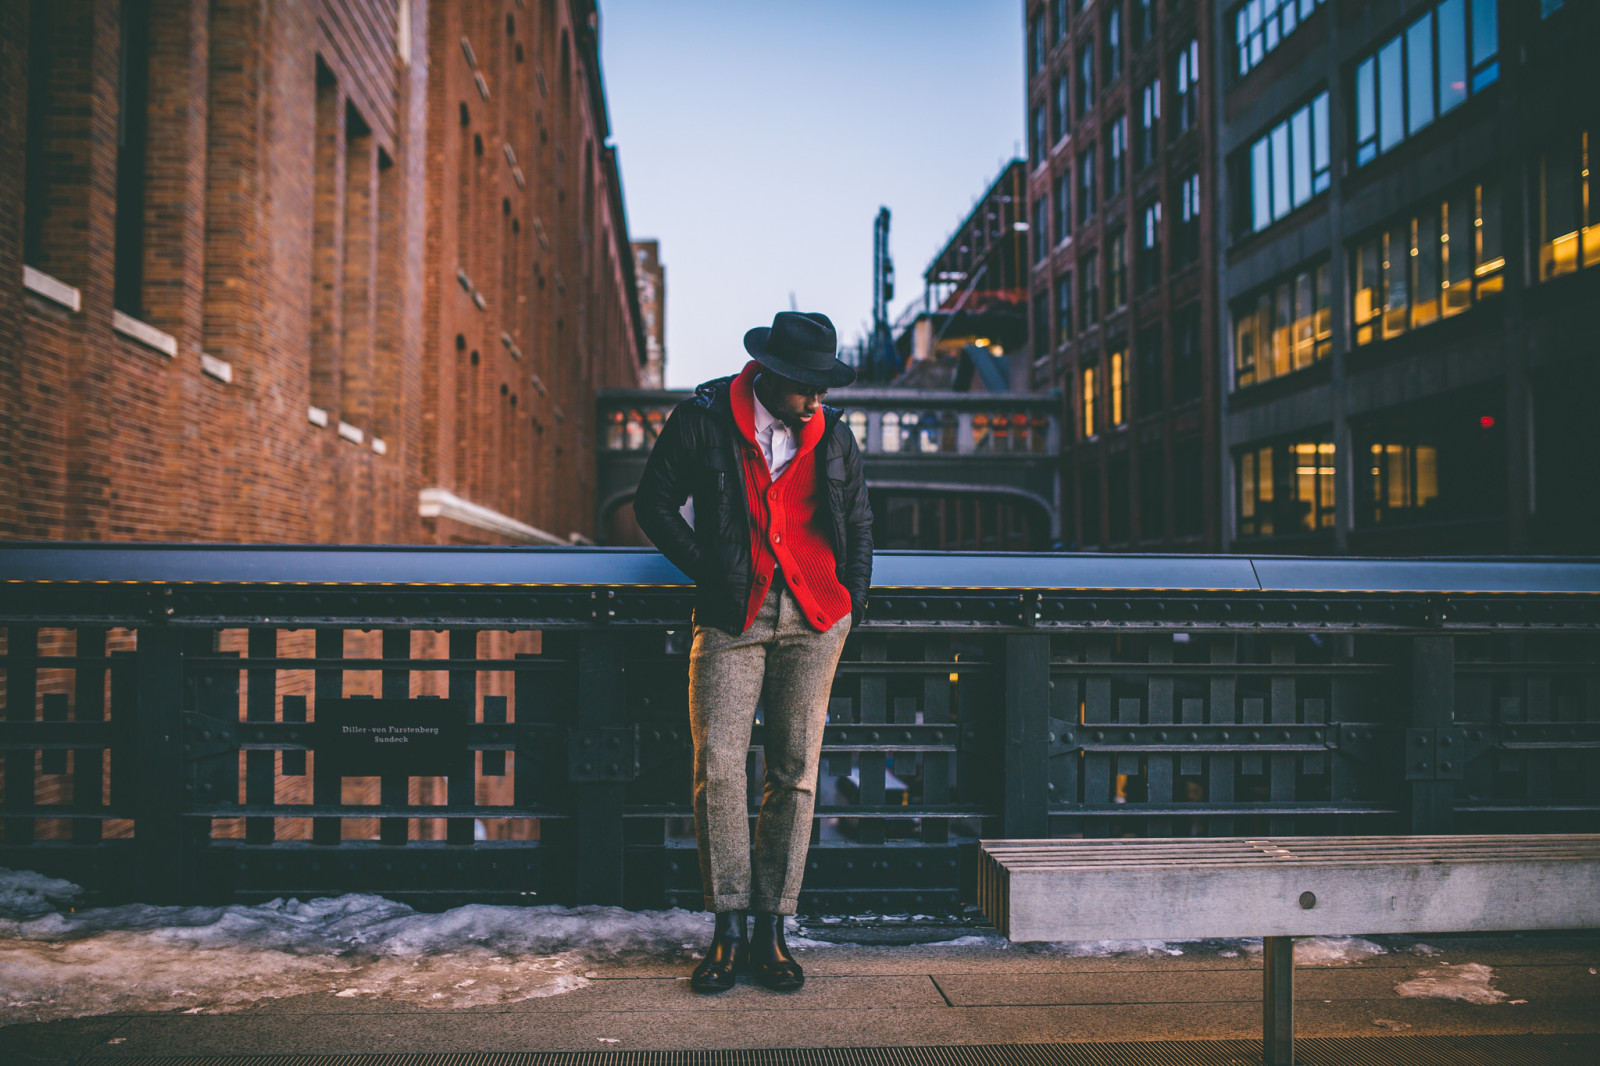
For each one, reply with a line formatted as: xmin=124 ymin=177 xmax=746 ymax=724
xmin=634 ymin=375 xmax=873 ymax=635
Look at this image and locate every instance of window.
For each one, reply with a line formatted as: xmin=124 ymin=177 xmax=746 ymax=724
xmin=1080 ymin=249 xmax=1100 ymax=328
xmin=1138 ymin=201 xmax=1162 ymax=292
xmin=1053 ymin=171 xmax=1071 ymax=245
xmin=1107 ymin=230 xmax=1127 ymax=310
xmin=1174 ymin=171 xmax=1201 ymax=267
xmin=1056 ymin=272 xmax=1073 ymax=345
xmin=1105 ymin=4 xmax=1123 ymax=84
xmin=1110 ymin=349 xmax=1128 ymax=426
xmin=1081 ymin=362 xmax=1099 ymax=438
xmin=1536 ymin=130 xmax=1598 ymax=280
xmin=1029 ymin=10 xmax=1045 ymax=75
xmin=1174 ymin=39 xmax=1199 ymax=134
xmin=1233 ymin=261 xmax=1331 ymax=388
xmin=1030 ymin=100 xmax=1046 ymax=167
xmin=1033 ymin=196 xmax=1048 ymax=264
xmin=1234 ymin=0 xmax=1328 ymax=78
xmin=1174 ymin=437 xmax=1203 ymax=537
xmin=847 ymin=411 xmax=868 ymax=451
xmin=1136 ymin=325 xmax=1163 ymax=416
xmin=1351 ymin=179 xmax=1502 ymax=346
xmin=1133 ymin=0 xmax=1154 ymax=48
xmin=1053 ymin=0 xmax=1069 ymax=42
xmin=881 ymin=411 xmax=906 ymax=452
xmin=1140 ymin=443 xmax=1165 ymax=541
xmin=1080 ymin=462 xmax=1102 ymax=546
xmin=1053 ymin=74 xmax=1070 ymax=144
xmin=1108 ymin=451 xmax=1131 ymax=543
xmin=1106 ymin=113 xmax=1127 ymax=196
xmin=1237 ymin=439 xmax=1336 ymax=537
xmin=115 ymin=0 xmax=153 ymax=316
xmin=1077 ymin=39 xmax=1095 ymax=117
xmin=1354 ymin=0 xmax=1497 ymax=167
xmin=1137 ymin=79 xmax=1160 ymax=169
xmin=1079 ymin=146 xmax=1097 ymax=223
xmin=1353 ymin=392 xmax=1506 ymax=527
xmin=1172 ymin=304 xmax=1202 ymax=403
xmin=1242 ymin=92 xmax=1329 ymax=234
xmin=1033 ymin=293 xmax=1051 ymax=361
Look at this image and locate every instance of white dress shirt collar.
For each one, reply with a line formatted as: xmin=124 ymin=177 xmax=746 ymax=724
xmin=751 ymin=391 xmax=797 ymax=478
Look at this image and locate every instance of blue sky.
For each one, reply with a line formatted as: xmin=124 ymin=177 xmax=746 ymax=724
xmin=599 ymin=0 xmax=1025 ymax=388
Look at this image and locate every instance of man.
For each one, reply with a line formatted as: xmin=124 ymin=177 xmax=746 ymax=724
xmin=634 ymin=311 xmax=872 ymax=993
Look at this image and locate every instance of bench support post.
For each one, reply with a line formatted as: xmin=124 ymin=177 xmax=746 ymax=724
xmin=1263 ymin=935 xmax=1295 ymax=1065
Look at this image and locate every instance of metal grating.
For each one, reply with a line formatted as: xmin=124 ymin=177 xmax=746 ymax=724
xmin=80 ymin=1034 xmax=1600 ymax=1066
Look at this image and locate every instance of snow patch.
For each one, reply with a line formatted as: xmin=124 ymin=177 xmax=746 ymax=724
xmin=1239 ymin=936 xmax=1388 ymax=965
xmin=0 ymin=867 xmax=714 ymax=1024
xmin=1394 ymin=962 xmax=1509 ymax=1004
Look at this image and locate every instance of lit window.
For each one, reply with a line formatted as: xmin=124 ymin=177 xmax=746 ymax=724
xmin=1110 ymin=350 xmax=1128 ymax=426
xmin=1537 ymin=129 xmax=1598 ymax=281
xmin=1081 ymin=364 xmax=1098 ymax=438
xmin=1352 ymin=178 xmax=1502 ymax=346
xmin=1233 ymin=262 xmax=1330 ymax=388
xmin=1238 ymin=438 xmax=1335 ymax=537
xmin=1354 ymin=0 xmax=1497 ymax=167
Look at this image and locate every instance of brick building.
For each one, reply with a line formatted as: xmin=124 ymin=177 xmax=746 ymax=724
xmin=1024 ymin=0 xmax=1223 ymax=552
xmin=631 ymin=239 xmax=665 ymax=389
xmin=1 ymin=0 xmax=646 ymax=547
xmin=1 ymin=0 xmax=648 ymax=843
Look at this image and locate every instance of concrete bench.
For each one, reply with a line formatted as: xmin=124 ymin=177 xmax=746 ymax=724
xmin=978 ymin=834 xmax=1600 ymax=1065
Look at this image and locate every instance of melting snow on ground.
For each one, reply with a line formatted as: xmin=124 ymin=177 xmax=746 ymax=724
xmin=0 ymin=868 xmax=710 ymax=1024
xmin=1393 ymin=962 xmax=1509 ymax=1004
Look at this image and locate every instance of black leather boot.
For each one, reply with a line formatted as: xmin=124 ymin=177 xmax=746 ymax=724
xmin=750 ymin=911 xmax=804 ymax=991
xmin=689 ymin=909 xmax=747 ymax=993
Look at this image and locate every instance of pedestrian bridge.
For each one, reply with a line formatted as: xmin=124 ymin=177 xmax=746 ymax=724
xmin=1 ymin=544 xmax=1596 ymax=912
xmin=597 ymin=388 xmax=1063 ymax=550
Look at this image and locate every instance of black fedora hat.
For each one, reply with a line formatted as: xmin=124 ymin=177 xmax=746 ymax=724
xmin=743 ymin=311 xmax=857 ymax=389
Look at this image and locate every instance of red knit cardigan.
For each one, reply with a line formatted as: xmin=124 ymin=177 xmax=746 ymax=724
xmin=729 ymin=363 xmax=852 ymax=633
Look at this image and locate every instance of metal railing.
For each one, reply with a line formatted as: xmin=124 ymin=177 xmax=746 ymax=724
xmin=2 ymin=544 xmax=1597 ymax=912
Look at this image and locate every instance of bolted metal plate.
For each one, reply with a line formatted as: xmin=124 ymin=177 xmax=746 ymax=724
xmin=74 ymin=1034 xmax=1600 ymax=1065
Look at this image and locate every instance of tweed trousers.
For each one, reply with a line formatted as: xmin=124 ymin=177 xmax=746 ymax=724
xmin=688 ymin=582 xmax=850 ymax=915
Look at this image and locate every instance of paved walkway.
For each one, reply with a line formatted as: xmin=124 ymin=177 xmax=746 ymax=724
xmin=6 ymin=932 xmax=1599 ymax=1063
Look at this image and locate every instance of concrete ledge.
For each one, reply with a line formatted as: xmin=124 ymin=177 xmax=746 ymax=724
xmin=337 ymin=422 xmax=365 ymax=445
xmin=112 ymin=311 xmax=178 ymax=358
xmin=417 ymin=487 xmax=565 ymax=545
xmin=22 ymin=265 xmax=82 ymax=312
xmin=307 ymin=406 xmax=330 ymax=427
xmin=200 ymin=352 xmax=233 ymax=384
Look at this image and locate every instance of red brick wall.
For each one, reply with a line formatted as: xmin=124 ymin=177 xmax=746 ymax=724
xmin=1 ymin=0 xmax=644 ymax=547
